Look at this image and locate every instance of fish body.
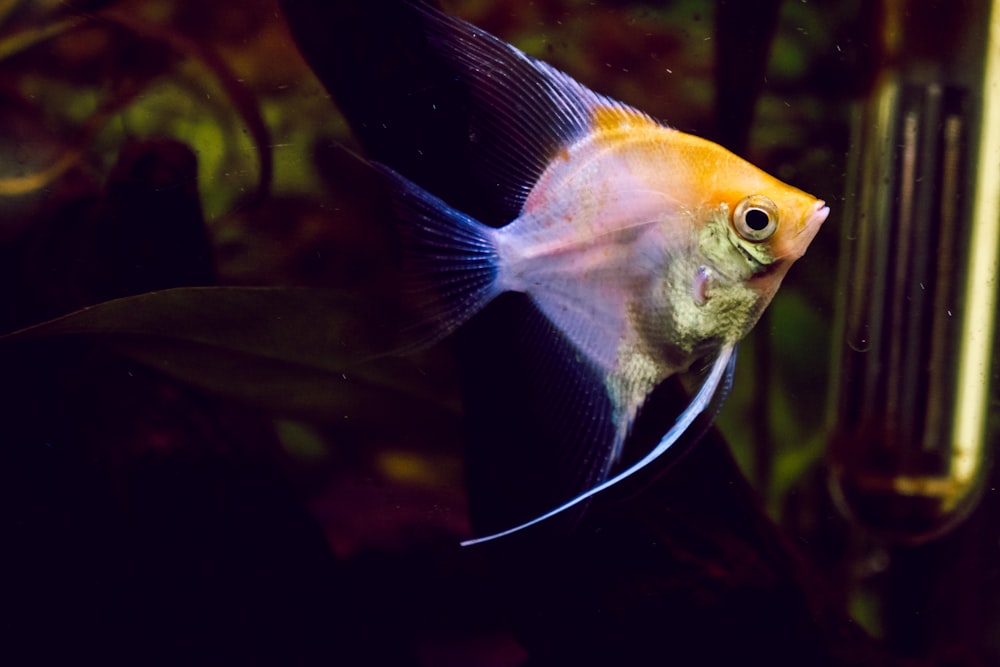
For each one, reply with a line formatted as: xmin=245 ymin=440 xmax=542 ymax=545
xmin=495 ymin=111 xmax=826 ymax=415
xmin=378 ymin=2 xmax=828 ymax=545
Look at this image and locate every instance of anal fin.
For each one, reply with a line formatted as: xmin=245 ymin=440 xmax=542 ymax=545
xmin=461 ymin=343 xmax=738 ymax=546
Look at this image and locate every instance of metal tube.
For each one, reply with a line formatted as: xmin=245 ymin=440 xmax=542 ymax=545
xmin=827 ymin=0 xmax=999 ymax=543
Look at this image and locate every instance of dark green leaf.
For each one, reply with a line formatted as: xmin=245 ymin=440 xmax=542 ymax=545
xmin=3 ymin=286 xmax=458 ymax=420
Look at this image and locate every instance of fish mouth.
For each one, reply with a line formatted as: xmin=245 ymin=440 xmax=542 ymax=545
xmin=808 ymin=200 xmax=830 ymax=228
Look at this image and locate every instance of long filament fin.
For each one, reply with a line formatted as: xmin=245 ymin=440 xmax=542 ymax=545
xmin=461 ymin=343 xmax=737 ymax=547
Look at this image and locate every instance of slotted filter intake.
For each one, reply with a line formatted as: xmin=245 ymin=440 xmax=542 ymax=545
xmin=828 ymin=0 xmax=1000 ymax=543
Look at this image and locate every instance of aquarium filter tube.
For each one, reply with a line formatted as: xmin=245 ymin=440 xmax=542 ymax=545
xmin=827 ymin=0 xmax=1000 ymax=543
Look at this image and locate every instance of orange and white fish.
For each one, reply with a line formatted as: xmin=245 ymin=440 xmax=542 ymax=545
xmin=378 ymin=2 xmax=829 ymax=546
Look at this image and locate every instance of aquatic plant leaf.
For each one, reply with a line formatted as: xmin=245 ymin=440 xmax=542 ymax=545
xmin=0 ymin=15 xmax=83 ymax=63
xmin=98 ymin=8 xmax=273 ymax=201
xmin=2 ymin=286 xmax=454 ymax=419
xmin=0 ymin=8 xmax=270 ymax=203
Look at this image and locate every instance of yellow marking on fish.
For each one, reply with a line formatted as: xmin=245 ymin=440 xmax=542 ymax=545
xmin=590 ymin=104 xmax=660 ymax=134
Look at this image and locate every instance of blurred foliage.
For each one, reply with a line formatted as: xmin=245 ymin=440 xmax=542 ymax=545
xmin=0 ymin=0 xmax=467 ymax=555
xmin=1 ymin=0 xmax=998 ymax=664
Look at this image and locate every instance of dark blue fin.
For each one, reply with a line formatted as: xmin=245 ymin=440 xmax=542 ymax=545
xmin=284 ymin=1 xmax=653 ymax=228
xmin=409 ymin=1 xmax=652 ymax=221
xmin=461 ymin=343 xmax=738 ymax=546
xmin=460 ymin=294 xmax=618 ymax=538
xmin=373 ymin=163 xmax=501 ymax=348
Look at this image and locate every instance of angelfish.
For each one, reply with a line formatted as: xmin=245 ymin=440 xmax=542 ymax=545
xmin=377 ymin=2 xmax=829 ymax=546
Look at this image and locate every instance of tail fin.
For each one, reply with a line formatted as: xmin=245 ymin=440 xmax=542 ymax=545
xmin=374 ymin=164 xmax=503 ymax=349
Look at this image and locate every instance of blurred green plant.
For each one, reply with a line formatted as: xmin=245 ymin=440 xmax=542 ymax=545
xmin=1 ymin=285 xmax=456 ymax=419
xmin=0 ymin=0 xmax=469 ymax=560
xmin=0 ymin=1 xmax=277 ymax=215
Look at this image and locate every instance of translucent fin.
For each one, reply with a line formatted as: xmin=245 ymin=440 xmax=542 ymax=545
xmin=461 ymin=343 xmax=738 ymax=547
xmin=461 ymin=295 xmax=618 ymax=537
xmin=409 ymin=1 xmax=658 ymax=220
xmin=374 ymin=163 xmax=502 ymax=348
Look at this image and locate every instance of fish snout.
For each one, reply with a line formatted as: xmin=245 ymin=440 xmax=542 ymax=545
xmin=808 ymin=199 xmax=830 ymax=228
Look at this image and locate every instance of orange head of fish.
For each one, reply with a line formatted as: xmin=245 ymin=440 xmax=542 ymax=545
xmin=680 ymin=136 xmax=829 ymax=298
xmin=636 ymin=132 xmax=832 ymax=352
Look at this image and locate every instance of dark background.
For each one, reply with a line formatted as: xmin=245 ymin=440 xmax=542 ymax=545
xmin=0 ymin=1 xmax=998 ymax=664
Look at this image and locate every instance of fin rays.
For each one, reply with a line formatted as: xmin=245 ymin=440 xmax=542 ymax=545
xmin=461 ymin=343 xmax=738 ymax=546
xmin=410 ymin=2 xmax=656 ymax=217
xmin=375 ymin=163 xmax=502 ymax=349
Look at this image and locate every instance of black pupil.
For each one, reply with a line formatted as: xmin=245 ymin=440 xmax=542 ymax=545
xmin=745 ymin=208 xmax=770 ymax=231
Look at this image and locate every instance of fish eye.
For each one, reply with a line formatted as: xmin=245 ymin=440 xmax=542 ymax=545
xmin=733 ymin=195 xmax=779 ymax=242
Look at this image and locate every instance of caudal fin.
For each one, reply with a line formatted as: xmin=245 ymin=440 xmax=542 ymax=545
xmin=375 ymin=164 xmax=502 ymax=349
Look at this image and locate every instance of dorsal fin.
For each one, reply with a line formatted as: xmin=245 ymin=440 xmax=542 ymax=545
xmin=409 ymin=2 xmax=659 ymax=222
